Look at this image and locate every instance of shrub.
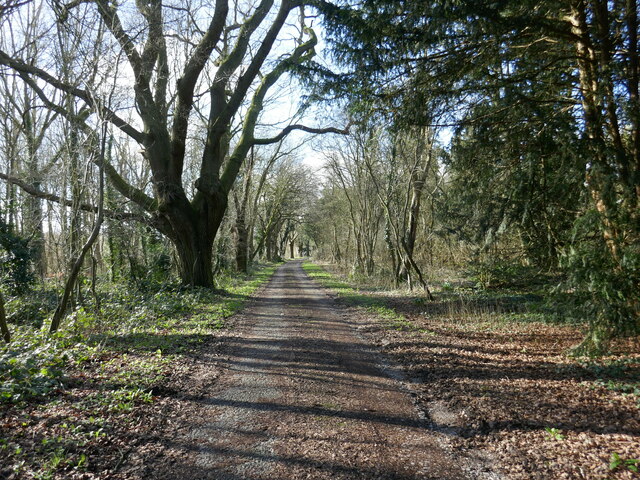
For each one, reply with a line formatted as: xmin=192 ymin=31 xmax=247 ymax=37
xmin=0 ymin=219 xmax=34 ymax=294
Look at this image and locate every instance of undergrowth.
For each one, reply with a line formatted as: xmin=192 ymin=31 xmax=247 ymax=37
xmin=1 ymin=263 xmax=277 ymax=404
xmin=0 ymin=263 xmax=278 ymax=479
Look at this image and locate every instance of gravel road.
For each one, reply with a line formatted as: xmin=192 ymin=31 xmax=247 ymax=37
xmin=147 ymin=260 xmax=495 ymax=479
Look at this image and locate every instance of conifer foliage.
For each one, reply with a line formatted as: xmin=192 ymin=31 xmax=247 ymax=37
xmin=317 ymin=0 xmax=639 ymax=350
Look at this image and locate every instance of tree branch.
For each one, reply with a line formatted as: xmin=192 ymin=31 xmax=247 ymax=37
xmin=93 ymin=0 xmax=158 ymax=121
xmin=218 ymin=25 xmax=320 ymax=193
xmin=13 ymin=71 xmax=158 ymax=213
xmin=252 ymin=123 xmax=350 ymax=145
xmin=200 ymin=0 xmax=277 ymax=183
xmin=93 ymin=0 xmax=143 ymax=76
xmin=101 ymin=160 xmax=159 ymax=212
xmin=0 ymin=50 xmax=145 ymax=143
xmin=170 ymin=0 xmax=229 ymax=177
xmin=0 ymin=171 xmax=146 ymax=222
xmin=220 ymin=0 xmax=296 ymax=127
xmin=0 ymin=0 xmax=32 ymax=19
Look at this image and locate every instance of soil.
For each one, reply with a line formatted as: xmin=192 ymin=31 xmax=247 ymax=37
xmin=120 ymin=260 xmax=500 ymax=479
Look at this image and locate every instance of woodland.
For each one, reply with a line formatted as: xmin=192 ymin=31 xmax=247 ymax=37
xmin=0 ymin=0 xmax=638 ymax=478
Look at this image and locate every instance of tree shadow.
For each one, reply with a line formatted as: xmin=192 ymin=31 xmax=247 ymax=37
xmin=91 ymin=332 xmax=214 ymax=355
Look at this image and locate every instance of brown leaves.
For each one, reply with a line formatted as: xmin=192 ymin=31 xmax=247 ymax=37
xmin=351 ymin=300 xmax=640 ymax=479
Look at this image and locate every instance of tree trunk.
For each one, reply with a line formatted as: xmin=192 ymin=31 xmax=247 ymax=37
xmin=570 ymin=1 xmax=623 ymax=262
xmin=0 ymin=291 xmax=9 ymax=343
xmin=278 ymin=232 xmax=287 ymax=259
xmin=50 ymin=145 xmax=105 ymax=333
xmin=385 ymin=222 xmax=400 ymax=288
xmin=91 ymin=254 xmax=100 ymax=313
xmin=266 ymin=235 xmax=274 ymax=261
xmin=235 ymin=221 xmax=249 ymax=273
xmin=626 ymin=0 xmax=640 ymax=208
xmin=332 ymin=224 xmax=342 ymax=263
xmin=170 ymin=214 xmax=216 ymax=287
xmin=67 ymin=97 xmax=82 ymax=309
xmin=174 ymin=236 xmax=214 ymax=286
xmin=233 ymin=147 xmax=255 ymax=274
xmin=24 ymin=185 xmax=46 ymax=277
xmin=401 ymin=237 xmax=434 ymax=300
xmin=24 ymin=110 xmax=46 ymax=277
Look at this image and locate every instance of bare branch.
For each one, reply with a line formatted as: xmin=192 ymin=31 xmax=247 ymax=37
xmin=93 ymin=0 xmax=158 ymax=119
xmin=219 ymin=0 xmax=296 ymax=127
xmin=0 ymin=171 xmax=145 ymax=222
xmin=13 ymin=71 xmax=159 ymax=212
xmin=170 ymin=0 xmax=229 ymax=177
xmin=252 ymin=123 xmax=350 ymax=145
xmin=218 ymin=25 xmax=319 ymax=192
xmin=0 ymin=51 xmax=145 ymax=142
xmin=0 ymin=0 xmax=32 ymax=19
xmin=93 ymin=0 xmax=143 ymax=75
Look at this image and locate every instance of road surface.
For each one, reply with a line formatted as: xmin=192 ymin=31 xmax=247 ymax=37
xmin=149 ymin=260 xmax=494 ymax=479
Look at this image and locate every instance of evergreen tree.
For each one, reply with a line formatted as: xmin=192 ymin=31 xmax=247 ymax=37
xmin=318 ymin=0 xmax=640 ymax=348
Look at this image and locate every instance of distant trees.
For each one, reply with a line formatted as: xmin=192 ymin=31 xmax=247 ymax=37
xmin=317 ymin=123 xmax=442 ymax=297
xmin=325 ymin=127 xmax=382 ymax=277
xmin=1 ymin=0 xmax=635 ymax=349
xmin=231 ymin=142 xmax=309 ymax=272
xmin=251 ymin=155 xmax=315 ymax=262
xmin=372 ymin=127 xmax=440 ymax=297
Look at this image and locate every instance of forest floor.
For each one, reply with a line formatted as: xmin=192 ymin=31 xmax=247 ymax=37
xmin=1 ymin=260 xmax=638 ymax=479
xmin=305 ymin=261 xmax=640 ymax=480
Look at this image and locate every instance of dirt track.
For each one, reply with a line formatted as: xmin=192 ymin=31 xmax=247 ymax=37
xmin=136 ymin=260 xmax=497 ymax=479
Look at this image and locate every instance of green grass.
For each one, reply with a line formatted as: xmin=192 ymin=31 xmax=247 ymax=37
xmin=303 ymin=261 xmax=422 ymax=332
xmin=303 ymin=260 xmax=555 ymax=336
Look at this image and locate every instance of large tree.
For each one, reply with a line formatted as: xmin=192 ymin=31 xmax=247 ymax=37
xmin=0 ymin=0 xmax=345 ymax=286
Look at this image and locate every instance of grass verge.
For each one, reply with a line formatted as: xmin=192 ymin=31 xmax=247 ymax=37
xmin=302 ymin=261 xmax=416 ymax=331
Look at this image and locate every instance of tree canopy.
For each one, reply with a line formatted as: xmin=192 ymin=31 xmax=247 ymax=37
xmin=0 ymin=0 xmax=347 ymax=287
